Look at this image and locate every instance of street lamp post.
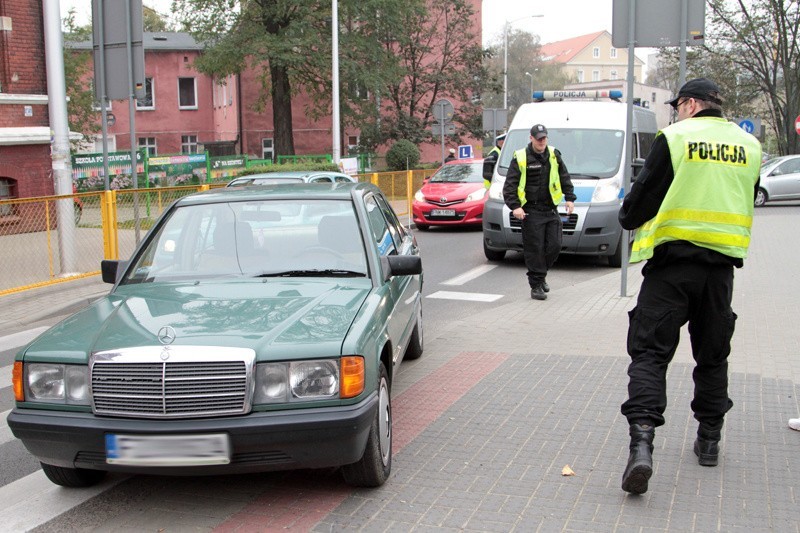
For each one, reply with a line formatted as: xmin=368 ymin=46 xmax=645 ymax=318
xmin=525 ymin=71 xmax=534 ymax=100
xmin=504 ymin=14 xmax=543 ymax=110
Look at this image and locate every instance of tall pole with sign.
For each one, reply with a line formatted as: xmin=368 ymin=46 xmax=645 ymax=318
xmin=432 ymin=98 xmax=454 ymax=164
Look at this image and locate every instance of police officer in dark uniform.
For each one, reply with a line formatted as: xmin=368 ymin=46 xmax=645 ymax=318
xmin=503 ymin=124 xmax=575 ymax=300
xmin=483 ymin=133 xmax=506 ymax=188
xmin=618 ymin=78 xmax=762 ymax=494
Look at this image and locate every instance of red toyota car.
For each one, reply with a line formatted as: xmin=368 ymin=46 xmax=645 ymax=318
xmin=412 ymin=158 xmax=486 ymax=230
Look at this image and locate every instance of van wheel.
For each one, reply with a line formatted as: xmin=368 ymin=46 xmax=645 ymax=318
xmin=41 ymin=462 xmax=106 ymax=488
xmin=754 ymin=188 xmax=767 ymax=207
xmin=483 ymin=240 xmax=506 ymax=261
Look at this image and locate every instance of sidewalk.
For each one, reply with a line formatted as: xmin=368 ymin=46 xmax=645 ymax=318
xmin=10 ymin=208 xmax=800 ymax=532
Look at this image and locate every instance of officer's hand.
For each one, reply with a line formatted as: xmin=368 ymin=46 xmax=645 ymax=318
xmin=565 ymin=201 xmax=575 ymax=215
xmin=512 ymin=207 xmax=526 ymax=220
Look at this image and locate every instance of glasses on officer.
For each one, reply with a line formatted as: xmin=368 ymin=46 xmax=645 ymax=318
xmin=670 ymin=98 xmax=691 ymax=111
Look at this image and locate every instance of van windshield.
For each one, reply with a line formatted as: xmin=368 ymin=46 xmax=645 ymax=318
xmin=498 ymin=128 xmax=625 ymax=179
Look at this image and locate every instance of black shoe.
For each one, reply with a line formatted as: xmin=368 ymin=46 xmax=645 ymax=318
xmin=621 ymin=423 xmax=654 ymax=494
xmin=694 ymin=438 xmax=719 ymax=466
xmin=542 ymin=280 xmax=550 ymax=293
xmin=530 ymin=284 xmax=547 ymax=300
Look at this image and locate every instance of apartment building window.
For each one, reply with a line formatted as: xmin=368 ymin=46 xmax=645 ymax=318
xmin=0 ymin=178 xmax=17 ymax=216
xmin=178 ymin=77 xmax=197 ymax=109
xmin=181 ymin=135 xmax=199 ymax=154
xmin=610 ymin=48 xmax=617 ymax=59
xmin=611 ymin=70 xmax=618 ymax=80
xmin=136 ymin=78 xmax=155 ymax=110
xmin=138 ymin=137 xmax=157 ymax=156
xmin=652 ymin=92 xmax=657 ymax=103
xmin=576 ymin=70 xmax=584 ymax=83
xmin=592 ymin=70 xmax=600 ymax=82
xmin=262 ymin=138 xmax=274 ymax=161
xmin=593 ymin=47 xmax=600 ymax=58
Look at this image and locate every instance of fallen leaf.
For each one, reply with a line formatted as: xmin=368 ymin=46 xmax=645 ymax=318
xmin=561 ymin=464 xmax=576 ymax=476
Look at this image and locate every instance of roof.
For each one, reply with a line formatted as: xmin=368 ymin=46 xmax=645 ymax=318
xmin=67 ymin=32 xmax=204 ymax=51
xmin=180 ymin=182 xmax=373 ymax=205
xmin=540 ymin=31 xmax=606 ymax=64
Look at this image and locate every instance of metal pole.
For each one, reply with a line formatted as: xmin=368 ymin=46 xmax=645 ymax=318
xmin=95 ymin=0 xmax=110 ymax=190
xmin=43 ymin=0 xmax=77 ymax=274
xmin=124 ymin=0 xmax=141 ymax=243
xmin=621 ymin=0 xmax=636 ymax=297
xmin=503 ymin=22 xmax=508 ymax=110
xmin=440 ymin=103 xmax=445 ymax=165
xmin=678 ymin=0 xmax=688 ymax=90
xmin=332 ymin=0 xmax=341 ymax=164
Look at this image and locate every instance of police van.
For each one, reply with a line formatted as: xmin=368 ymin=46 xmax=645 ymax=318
xmin=482 ymin=90 xmax=658 ymax=267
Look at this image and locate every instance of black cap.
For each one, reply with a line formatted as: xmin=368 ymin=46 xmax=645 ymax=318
xmin=530 ymin=124 xmax=548 ymax=140
xmin=666 ymin=78 xmax=723 ymax=108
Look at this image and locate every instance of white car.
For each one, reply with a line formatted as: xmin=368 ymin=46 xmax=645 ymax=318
xmin=756 ymin=155 xmax=800 ymax=207
xmin=226 ymin=170 xmax=357 ymax=186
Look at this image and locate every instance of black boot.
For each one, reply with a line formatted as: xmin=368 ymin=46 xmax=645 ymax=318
xmin=694 ymin=423 xmax=722 ymax=467
xmin=621 ymin=423 xmax=654 ymax=494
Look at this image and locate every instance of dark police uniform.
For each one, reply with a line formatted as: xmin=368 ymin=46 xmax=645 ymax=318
xmin=619 ymin=108 xmax=761 ymax=431
xmin=503 ymin=144 xmax=575 ymax=289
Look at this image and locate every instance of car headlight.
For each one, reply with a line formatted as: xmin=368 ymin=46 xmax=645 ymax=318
xmin=253 ymin=356 xmax=365 ymax=404
xmin=488 ymin=178 xmax=504 ymax=200
xmin=592 ymin=178 xmax=622 ymax=203
xmin=414 ymin=190 xmax=425 ymax=202
xmin=23 ymin=364 xmax=90 ymax=405
xmin=466 ymin=187 xmax=487 ymax=202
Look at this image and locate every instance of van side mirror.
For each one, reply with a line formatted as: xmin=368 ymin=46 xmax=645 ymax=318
xmin=631 ymin=158 xmax=645 ymax=179
xmin=482 ymin=160 xmax=495 ymax=181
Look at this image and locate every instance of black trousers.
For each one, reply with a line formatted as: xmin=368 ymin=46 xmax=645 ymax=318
xmin=521 ymin=208 xmax=562 ymax=287
xmin=621 ymin=261 xmax=736 ymax=428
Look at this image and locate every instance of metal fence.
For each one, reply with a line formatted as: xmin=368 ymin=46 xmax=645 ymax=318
xmin=0 ymin=169 xmax=434 ymax=295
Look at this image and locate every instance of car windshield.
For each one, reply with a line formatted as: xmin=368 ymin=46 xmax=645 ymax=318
xmin=498 ymin=128 xmax=625 ymax=178
xmin=429 ymin=163 xmax=484 ymax=183
xmin=229 ymin=177 xmax=304 ymax=186
xmin=123 ymin=199 xmax=369 ymax=283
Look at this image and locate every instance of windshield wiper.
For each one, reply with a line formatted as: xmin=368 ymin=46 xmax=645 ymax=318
xmin=254 ymin=269 xmax=366 ymax=278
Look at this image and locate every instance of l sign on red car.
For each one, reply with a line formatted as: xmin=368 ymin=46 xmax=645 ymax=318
xmin=412 ymin=158 xmax=486 ymax=230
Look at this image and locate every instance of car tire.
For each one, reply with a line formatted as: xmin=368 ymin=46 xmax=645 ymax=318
xmin=341 ymin=364 xmax=391 ymax=487
xmin=755 ymin=188 xmax=767 ymax=207
xmin=41 ymin=462 xmax=106 ymax=488
xmin=415 ymin=223 xmax=429 ymax=231
xmin=483 ymin=240 xmax=506 ymax=261
xmin=404 ymin=306 xmax=424 ymax=361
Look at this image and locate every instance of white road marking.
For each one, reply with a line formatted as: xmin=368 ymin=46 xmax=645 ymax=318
xmin=0 ymin=364 xmax=12 ymax=390
xmin=0 ymin=409 xmax=12 ymax=446
xmin=426 ymin=291 xmax=503 ymax=302
xmin=0 ymin=469 xmax=126 ymax=531
xmin=441 ymin=264 xmax=497 ymax=286
xmin=0 ymin=327 xmax=49 ymax=352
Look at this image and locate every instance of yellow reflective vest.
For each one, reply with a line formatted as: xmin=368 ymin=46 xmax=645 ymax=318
xmin=630 ymin=117 xmax=762 ymax=263
xmin=514 ymin=147 xmax=564 ymax=206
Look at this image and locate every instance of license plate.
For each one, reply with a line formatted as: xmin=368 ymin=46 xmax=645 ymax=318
xmin=431 ymin=209 xmax=456 ymax=216
xmin=106 ymin=433 xmax=231 ymax=466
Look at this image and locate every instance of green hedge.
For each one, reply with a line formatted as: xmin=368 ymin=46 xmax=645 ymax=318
xmin=235 ymin=162 xmax=341 ymax=177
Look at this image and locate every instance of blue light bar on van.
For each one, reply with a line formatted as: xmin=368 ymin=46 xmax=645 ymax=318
xmin=532 ymin=90 xmax=624 ymax=100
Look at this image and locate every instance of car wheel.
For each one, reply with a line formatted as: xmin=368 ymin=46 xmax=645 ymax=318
xmin=40 ymin=462 xmax=106 ymax=488
xmin=483 ymin=240 xmax=506 ymax=261
xmin=341 ymin=364 xmax=391 ymax=487
xmin=74 ymin=203 xmax=83 ymax=225
xmin=404 ymin=305 xmax=424 ymax=360
xmin=415 ymin=223 xmax=429 ymax=231
xmin=754 ymin=188 xmax=767 ymax=207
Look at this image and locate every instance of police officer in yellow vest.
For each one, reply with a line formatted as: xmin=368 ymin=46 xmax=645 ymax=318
xmin=503 ymin=124 xmax=575 ymax=300
xmin=483 ymin=133 xmax=506 ymax=188
xmin=618 ymin=78 xmax=761 ymax=495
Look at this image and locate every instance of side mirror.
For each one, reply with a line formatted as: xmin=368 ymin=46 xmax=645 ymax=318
xmin=381 ymin=254 xmax=422 ymax=281
xmin=631 ymin=158 xmax=645 ymax=179
xmin=101 ymin=260 xmax=127 ymax=284
xmin=482 ymin=160 xmax=495 ymax=181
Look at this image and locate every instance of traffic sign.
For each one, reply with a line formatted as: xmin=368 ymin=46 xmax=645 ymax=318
xmin=795 ymin=114 xmax=800 ymax=135
xmin=458 ymin=145 xmax=473 ymax=159
xmin=738 ymin=119 xmax=755 ymax=134
xmin=733 ymin=116 xmax=761 ymax=137
xmin=431 ymin=123 xmax=455 ymax=136
xmin=432 ymin=99 xmax=454 ymax=124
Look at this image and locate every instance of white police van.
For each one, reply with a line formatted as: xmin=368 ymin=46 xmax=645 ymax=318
xmin=482 ymin=90 xmax=658 ymax=267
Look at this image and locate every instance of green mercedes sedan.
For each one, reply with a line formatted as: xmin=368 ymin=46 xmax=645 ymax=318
xmin=8 ymin=183 xmax=423 ymax=488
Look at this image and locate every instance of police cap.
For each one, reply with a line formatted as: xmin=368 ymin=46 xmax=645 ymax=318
xmin=666 ymin=77 xmax=723 ymax=108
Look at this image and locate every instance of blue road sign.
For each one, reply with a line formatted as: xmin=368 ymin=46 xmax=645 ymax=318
xmin=738 ymin=119 xmax=755 ymax=134
xmin=458 ymin=145 xmax=473 ymax=159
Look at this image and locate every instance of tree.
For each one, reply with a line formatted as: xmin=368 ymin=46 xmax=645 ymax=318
xmin=143 ymin=5 xmax=170 ymax=32
xmin=482 ymin=29 xmax=571 ymax=121
xmin=62 ymin=9 xmax=101 ymax=149
xmin=704 ymin=0 xmax=800 ymax=155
